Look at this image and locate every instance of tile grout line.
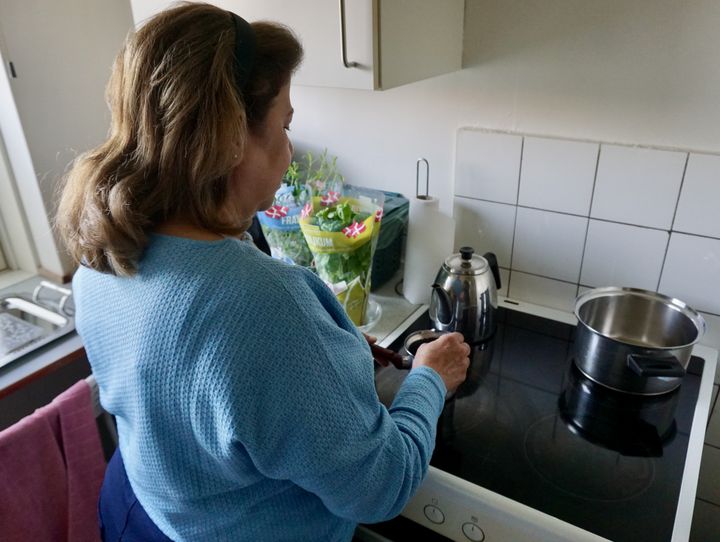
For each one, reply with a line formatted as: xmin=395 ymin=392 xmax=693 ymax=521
xmin=505 ymin=137 xmax=525 ymax=297
xmin=575 ymin=145 xmax=602 ymax=297
xmin=656 ymin=152 xmax=690 ymax=292
xmin=670 ymin=152 xmax=690 ymax=231
xmin=696 ymin=496 xmax=720 ymax=508
xmin=514 ymin=269 xmax=581 ymax=287
xmin=655 ymin=233 xmax=672 ymax=294
xmin=455 ymin=195 xmax=720 ymax=243
xmin=459 ymin=127 xmax=720 ymax=157
xmin=669 ymin=229 xmax=720 ymax=242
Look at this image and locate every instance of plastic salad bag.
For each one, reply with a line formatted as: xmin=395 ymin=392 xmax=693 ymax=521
xmin=299 ymin=185 xmax=384 ymax=326
xmin=257 ymin=151 xmax=343 ymax=268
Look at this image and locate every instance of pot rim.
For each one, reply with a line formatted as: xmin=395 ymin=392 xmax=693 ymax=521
xmin=403 ymin=329 xmax=449 ymax=356
xmin=574 ymin=286 xmax=706 ymax=350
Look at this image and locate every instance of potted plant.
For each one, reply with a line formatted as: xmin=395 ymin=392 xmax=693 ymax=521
xmin=299 ymin=186 xmax=384 ymax=326
xmin=256 ymin=150 xmax=343 ymax=268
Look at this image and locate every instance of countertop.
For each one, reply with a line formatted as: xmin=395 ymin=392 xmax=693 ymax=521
xmin=365 ymin=275 xmax=424 ymax=347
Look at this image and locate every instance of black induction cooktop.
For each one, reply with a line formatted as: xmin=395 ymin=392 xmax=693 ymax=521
xmin=374 ymin=307 xmax=705 ymax=542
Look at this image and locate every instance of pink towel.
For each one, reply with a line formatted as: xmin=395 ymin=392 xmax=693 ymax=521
xmin=0 ymin=380 xmax=106 ymax=542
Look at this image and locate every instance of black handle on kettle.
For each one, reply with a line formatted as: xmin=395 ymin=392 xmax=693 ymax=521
xmin=483 ymin=252 xmax=501 ymax=290
xmin=431 ymin=284 xmax=454 ymax=326
xmin=626 ymin=354 xmax=686 ymax=378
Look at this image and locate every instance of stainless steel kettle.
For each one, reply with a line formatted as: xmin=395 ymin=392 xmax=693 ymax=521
xmin=429 ymin=247 xmax=501 ymax=344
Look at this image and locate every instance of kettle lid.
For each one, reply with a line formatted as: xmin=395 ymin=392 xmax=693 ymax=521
xmin=444 ymin=246 xmax=489 ymax=276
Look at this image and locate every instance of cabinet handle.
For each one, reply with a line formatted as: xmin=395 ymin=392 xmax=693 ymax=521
xmin=339 ymin=0 xmax=358 ymax=68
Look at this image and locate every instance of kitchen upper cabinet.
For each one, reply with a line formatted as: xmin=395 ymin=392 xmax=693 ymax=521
xmin=130 ymin=0 xmax=465 ymax=90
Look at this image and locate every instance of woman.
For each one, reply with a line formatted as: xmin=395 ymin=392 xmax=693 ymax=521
xmin=57 ymin=3 xmax=470 ymax=541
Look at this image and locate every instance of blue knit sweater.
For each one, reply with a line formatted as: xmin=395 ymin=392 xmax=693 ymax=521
xmin=73 ymin=234 xmax=446 ymax=541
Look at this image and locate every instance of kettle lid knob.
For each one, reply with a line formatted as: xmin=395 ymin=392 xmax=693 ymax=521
xmin=459 ymin=246 xmax=475 ymax=261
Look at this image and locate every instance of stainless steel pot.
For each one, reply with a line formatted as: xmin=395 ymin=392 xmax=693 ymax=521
xmin=400 ymin=329 xmax=457 ymax=401
xmin=369 ymin=329 xmax=449 ymax=370
xmin=573 ymin=287 xmax=706 ymax=395
xmin=399 ymin=329 xmax=448 ymax=368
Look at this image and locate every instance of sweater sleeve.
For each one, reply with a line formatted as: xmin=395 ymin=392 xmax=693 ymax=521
xmin=223 ymin=267 xmax=446 ymax=523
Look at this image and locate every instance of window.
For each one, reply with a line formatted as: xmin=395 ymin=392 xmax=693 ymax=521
xmin=0 ymin=132 xmax=37 ymax=288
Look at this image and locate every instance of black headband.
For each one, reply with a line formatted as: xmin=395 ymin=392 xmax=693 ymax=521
xmin=230 ymin=13 xmax=256 ymax=93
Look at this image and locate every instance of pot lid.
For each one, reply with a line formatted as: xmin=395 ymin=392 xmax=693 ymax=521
xmin=444 ymin=246 xmax=489 ymax=276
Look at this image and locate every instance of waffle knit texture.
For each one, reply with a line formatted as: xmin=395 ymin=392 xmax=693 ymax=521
xmin=73 ymin=234 xmax=446 ymax=541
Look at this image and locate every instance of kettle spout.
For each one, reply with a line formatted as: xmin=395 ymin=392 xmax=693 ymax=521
xmin=431 ymin=284 xmax=454 ymax=327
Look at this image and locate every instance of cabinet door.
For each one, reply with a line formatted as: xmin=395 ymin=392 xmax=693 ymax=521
xmin=378 ymin=0 xmax=464 ymax=89
xmin=130 ymin=0 xmax=376 ymax=89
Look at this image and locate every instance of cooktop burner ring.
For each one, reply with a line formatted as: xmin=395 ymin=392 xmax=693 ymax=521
xmin=523 ymin=413 xmax=657 ymax=503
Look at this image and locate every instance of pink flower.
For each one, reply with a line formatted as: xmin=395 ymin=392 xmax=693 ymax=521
xmin=374 ymin=208 xmax=384 ymax=223
xmin=264 ymin=205 xmax=288 ymax=219
xmin=301 ymin=203 xmax=313 ymax=219
xmin=320 ymin=191 xmax=340 ymax=206
xmin=343 ymin=221 xmax=367 ymax=239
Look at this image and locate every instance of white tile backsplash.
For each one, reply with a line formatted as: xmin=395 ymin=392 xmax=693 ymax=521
xmin=454 ymin=130 xmax=522 ymax=204
xmin=519 ymin=137 xmax=598 ymax=215
xmin=512 ymin=207 xmax=587 ymax=282
xmin=659 ymin=233 xmax=720 ymax=315
xmin=580 ymin=220 xmax=669 ymax=290
xmin=507 ymin=271 xmax=577 ymax=312
xmin=700 ymin=312 xmax=720 ymax=358
xmin=453 ymin=197 xmax=516 ymax=268
xmin=452 ymin=129 xmax=720 ymax=323
xmin=674 ymin=153 xmax=720 ymax=238
xmin=498 ymin=268 xmax=510 ymax=298
xmin=591 ymin=145 xmax=686 ymax=229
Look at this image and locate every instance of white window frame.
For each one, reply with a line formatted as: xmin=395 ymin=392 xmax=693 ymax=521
xmin=0 ymin=132 xmax=38 ymax=290
xmin=0 ymin=244 xmax=7 ymax=271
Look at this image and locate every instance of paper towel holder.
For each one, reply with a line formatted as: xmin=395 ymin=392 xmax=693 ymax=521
xmin=416 ymin=158 xmax=431 ymax=200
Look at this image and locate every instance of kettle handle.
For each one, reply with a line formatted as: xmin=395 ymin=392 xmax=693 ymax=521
xmin=483 ymin=252 xmax=502 ymax=289
xmin=431 ymin=284 xmax=454 ymax=326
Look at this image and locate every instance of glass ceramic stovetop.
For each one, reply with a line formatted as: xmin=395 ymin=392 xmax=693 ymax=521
xmin=374 ymin=307 xmax=705 ymax=542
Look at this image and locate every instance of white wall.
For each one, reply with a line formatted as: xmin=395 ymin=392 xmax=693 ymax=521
xmin=0 ymin=0 xmax=134 ymax=278
xmin=289 ymin=0 xmax=720 ymax=214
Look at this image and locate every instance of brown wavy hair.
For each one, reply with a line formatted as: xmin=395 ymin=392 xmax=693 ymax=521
xmin=56 ymin=2 xmax=302 ymax=276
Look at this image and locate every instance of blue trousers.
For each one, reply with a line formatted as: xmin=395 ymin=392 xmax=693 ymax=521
xmin=99 ymin=449 xmax=174 ymax=541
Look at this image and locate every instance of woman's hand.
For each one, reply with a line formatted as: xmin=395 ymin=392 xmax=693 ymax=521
xmin=412 ymin=332 xmax=470 ymax=393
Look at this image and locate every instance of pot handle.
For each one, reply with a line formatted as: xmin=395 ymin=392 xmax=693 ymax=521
xmin=626 ymin=354 xmax=686 ymax=378
xmin=483 ymin=252 xmax=502 ymax=289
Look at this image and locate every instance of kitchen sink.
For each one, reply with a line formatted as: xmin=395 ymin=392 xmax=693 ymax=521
xmin=0 ymin=284 xmax=75 ymax=370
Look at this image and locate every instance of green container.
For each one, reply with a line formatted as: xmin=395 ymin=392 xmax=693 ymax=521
xmin=371 ymin=191 xmax=409 ymax=291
